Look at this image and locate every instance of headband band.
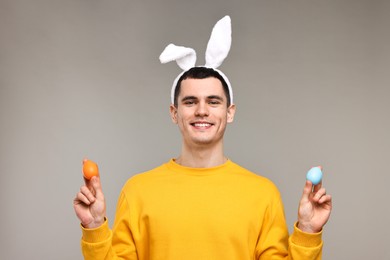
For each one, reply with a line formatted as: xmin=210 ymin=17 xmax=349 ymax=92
xmin=159 ymin=16 xmax=233 ymax=105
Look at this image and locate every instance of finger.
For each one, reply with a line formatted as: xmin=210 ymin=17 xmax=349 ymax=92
xmin=83 ymin=176 xmax=93 ymax=188
xmin=80 ymin=185 xmax=96 ymax=202
xmin=313 ymin=180 xmax=322 ymax=193
xmin=301 ymin=180 xmax=313 ymax=201
xmin=313 ymin=187 xmax=326 ymax=202
xmin=75 ymin=191 xmax=94 ymax=205
xmin=82 ymin=174 xmax=98 ymax=196
xmin=318 ymin=194 xmax=332 ymax=205
xmin=90 ymin=176 xmax=104 ymax=201
xmin=312 ymin=166 xmax=324 ymax=192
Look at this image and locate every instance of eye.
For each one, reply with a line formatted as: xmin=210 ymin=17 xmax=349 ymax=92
xmin=208 ymin=100 xmax=222 ymax=106
xmin=183 ymin=100 xmax=196 ymax=106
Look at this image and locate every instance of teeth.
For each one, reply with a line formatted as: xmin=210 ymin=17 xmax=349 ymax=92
xmin=194 ymin=123 xmax=211 ymax=127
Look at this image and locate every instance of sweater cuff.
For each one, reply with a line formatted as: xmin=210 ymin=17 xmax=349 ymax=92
xmin=81 ymin=218 xmax=111 ymax=243
xmin=290 ymin=222 xmax=323 ymax=247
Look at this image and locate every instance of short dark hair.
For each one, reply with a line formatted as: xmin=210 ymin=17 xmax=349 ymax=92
xmin=173 ymin=67 xmax=231 ymax=107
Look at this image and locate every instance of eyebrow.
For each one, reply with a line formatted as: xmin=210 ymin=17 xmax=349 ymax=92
xmin=181 ymin=96 xmax=198 ymax=103
xmin=181 ymin=95 xmax=225 ymax=103
xmin=207 ymin=95 xmax=224 ymax=101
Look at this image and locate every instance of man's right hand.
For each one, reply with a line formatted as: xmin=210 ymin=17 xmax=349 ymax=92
xmin=73 ymin=176 xmax=106 ymax=229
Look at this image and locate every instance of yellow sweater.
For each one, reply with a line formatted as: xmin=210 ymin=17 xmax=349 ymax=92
xmin=81 ymin=159 xmax=323 ymax=259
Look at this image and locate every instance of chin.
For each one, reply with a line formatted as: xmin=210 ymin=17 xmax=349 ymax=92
xmin=191 ymin=136 xmax=222 ymax=146
xmin=192 ymin=139 xmax=213 ymax=145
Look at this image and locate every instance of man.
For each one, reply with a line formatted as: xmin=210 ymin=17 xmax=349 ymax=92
xmin=74 ymin=17 xmax=332 ymax=259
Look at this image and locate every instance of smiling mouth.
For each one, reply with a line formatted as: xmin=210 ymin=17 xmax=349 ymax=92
xmin=191 ymin=122 xmax=213 ymax=128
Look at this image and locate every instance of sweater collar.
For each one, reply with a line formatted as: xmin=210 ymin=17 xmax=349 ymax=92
xmin=166 ymin=158 xmax=233 ymax=176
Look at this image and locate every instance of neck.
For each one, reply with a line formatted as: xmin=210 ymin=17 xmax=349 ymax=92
xmin=176 ymin=142 xmax=227 ymax=168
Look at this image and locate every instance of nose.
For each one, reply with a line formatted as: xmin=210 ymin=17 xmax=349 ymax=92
xmin=195 ymin=101 xmax=209 ymax=117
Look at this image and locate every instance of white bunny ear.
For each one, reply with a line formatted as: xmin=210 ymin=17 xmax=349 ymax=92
xmin=205 ymin=15 xmax=232 ymax=68
xmin=159 ymin=43 xmax=197 ymax=71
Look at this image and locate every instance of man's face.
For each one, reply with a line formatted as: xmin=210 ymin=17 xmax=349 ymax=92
xmin=170 ymin=77 xmax=236 ymax=148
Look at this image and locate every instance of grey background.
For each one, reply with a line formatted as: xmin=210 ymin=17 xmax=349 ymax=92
xmin=1 ymin=0 xmax=389 ymax=259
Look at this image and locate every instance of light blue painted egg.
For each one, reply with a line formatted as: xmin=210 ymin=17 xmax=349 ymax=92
xmin=306 ymin=167 xmax=323 ymax=185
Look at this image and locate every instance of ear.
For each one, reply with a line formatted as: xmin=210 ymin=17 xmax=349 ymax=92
xmin=205 ymin=16 xmax=232 ymax=69
xmin=227 ymin=104 xmax=236 ymax=123
xmin=160 ymin=44 xmax=197 ymax=71
xmin=170 ymin=104 xmax=178 ymax=124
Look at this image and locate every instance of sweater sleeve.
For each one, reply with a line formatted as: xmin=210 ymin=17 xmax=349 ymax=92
xmin=256 ymin=193 xmax=323 ymax=260
xmin=80 ymin=219 xmax=114 ymax=260
xmin=80 ymin=191 xmax=138 ymax=260
xmin=288 ymin=222 xmax=323 ymax=259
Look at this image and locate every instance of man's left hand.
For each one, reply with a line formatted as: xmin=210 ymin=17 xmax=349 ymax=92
xmin=297 ymin=180 xmax=332 ymax=233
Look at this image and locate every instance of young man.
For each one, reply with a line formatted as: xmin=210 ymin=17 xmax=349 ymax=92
xmin=74 ymin=67 xmax=332 ymax=259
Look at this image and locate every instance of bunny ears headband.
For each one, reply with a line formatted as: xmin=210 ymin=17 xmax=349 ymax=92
xmin=159 ymin=15 xmax=233 ymax=105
